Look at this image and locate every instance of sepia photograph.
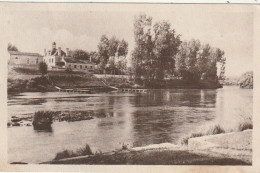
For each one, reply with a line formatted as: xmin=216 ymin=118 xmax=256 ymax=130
xmin=0 ymin=2 xmax=257 ymax=170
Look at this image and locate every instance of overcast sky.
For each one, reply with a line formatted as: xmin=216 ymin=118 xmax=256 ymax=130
xmin=1 ymin=4 xmax=254 ymax=77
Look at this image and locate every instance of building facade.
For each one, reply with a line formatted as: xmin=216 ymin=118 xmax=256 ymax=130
xmin=65 ymin=58 xmax=95 ymax=73
xmin=43 ymin=42 xmax=95 ymax=73
xmin=9 ymin=51 xmax=43 ymax=69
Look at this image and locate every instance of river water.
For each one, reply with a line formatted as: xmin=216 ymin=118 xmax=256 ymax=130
xmin=7 ymin=86 xmax=253 ymax=163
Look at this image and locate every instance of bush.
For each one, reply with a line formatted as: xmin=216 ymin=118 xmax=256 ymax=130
xmin=181 ymin=132 xmax=204 ymax=145
xmin=238 ymin=122 xmax=253 ymax=131
xmin=206 ymin=125 xmax=225 ymax=135
xmin=54 ymin=150 xmax=76 ymax=160
xmin=32 ymin=111 xmax=53 ymax=130
xmin=38 ymin=62 xmax=48 ymax=76
xmin=53 ymin=144 xmax=93 ymax=160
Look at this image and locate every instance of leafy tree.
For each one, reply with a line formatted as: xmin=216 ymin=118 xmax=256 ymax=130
xmin=97 ymin=35 xmax=129 ymax=74
xmin=132 ymin=14 xmax=154 ymax=82
xmin=7 ymin=43 xmax=18 ymax=51
xmin=118 ymin=40 xmax=128 ymax=57
xmin=72 ymin=49 xmax=90 ymax=60
xmin=98 ymin=35 xmax=110 ymax=72
xmin=153 ymin=21 xmax=181 ymax=80
xmin=38 ymin=62 xmax=48 ymax=76
xmin=108 ymin=36 xmax=120 ymax=57
xmin=132 ymin=14 xmax=181 ymax=85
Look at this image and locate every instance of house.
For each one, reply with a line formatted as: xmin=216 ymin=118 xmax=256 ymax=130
xmin=65 ymin=58 xmax=95 ymax=73
xmin=43 ymin=42 xmax=95 ymax=73
xmin=9 ymin=51 xmax=43 ymax=69
xmin=43 ymin=42 xmax=69 ymax=70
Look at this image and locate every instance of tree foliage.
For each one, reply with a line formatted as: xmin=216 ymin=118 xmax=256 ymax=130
xmin=96 ymin=35 xmax=128 ymax=74
xmin=131 ymin=14 xmax=226 ymax=85
xmin=72 ymin=49 xmax=90 ymax=60
xmin=7 ymin=43 xmax=18 ymax=51
xmin=38 ymin=62 xmax=48 ymax=76
xmin=132 ymin=14 xmax=181 ymax=84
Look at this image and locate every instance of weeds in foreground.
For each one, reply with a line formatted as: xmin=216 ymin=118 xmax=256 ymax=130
xmin=54 ymin=144 xmax=93 ymax=160
xmin=206 ymin=125 xmax=225 ymax=135
xmin=238 ymin=121 xmax=253 ymax=131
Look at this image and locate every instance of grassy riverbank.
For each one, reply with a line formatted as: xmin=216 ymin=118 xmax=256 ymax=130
xmin=45 ymin=129 xmax=251 ymax=165
xmin=47 ymin=148 xmax=249 ymax=165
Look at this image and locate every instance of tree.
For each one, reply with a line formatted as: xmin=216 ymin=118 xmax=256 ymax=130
xmin=98 ymin=35 xmax=110 ymax=73
xmin=131 ymin=14 xmax=181 ymax=85
xmin=39 ymin=62 xmax=48 ymax=76
xmin=97 ymin=35 xmax=129 ymax=74
xmin=118 ymin=39 xmax=128 ymax=57
xmin=7 ymin=43 xmax=18 ymax=51
xmin=153 ymin=21 xmax=181 ymax=80
xmin=108 ymin=36 xmax=120 ymax=57
xmin=72 ymin=49 xmax=90 ymax=60
xmin=132 ymin=14 xmax=154 ymax=82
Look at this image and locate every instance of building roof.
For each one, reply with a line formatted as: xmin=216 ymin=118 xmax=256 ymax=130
xmin=64 ymin=58 xmax=95 ymax=64
xmin=9 ymin=51 xmax=43 ymax=57
xmin=51 ymin=48 xmax=67 ymax=56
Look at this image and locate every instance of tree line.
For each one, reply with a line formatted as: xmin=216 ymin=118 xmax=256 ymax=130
xmin=71 ymin=35 xmax=128 ymax=75
xmin=131 ymin=14 xmax=226 ymax=86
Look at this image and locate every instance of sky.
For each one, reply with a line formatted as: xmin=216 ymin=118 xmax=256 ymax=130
xmin=0 ymin=3 xmax=254 ymax=77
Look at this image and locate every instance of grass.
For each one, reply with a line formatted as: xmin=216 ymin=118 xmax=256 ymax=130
xmin=49 ymin=149 xmax=250 ymax=165
xmin=238 ymin=122 xmax=253 ymax=131
xmin=181 ymin=124 xmax=226 ymax=145
xmin=54 ymin=144 xmax=93 ymax=160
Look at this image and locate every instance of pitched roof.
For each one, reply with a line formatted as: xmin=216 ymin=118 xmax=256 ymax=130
xmin=9 ymin=51 xmax=43 ymax=57
xmin=51 ymin=48 xmax=66 ymax=56
xmin=64 ymin=58 xmax=94 ymax=64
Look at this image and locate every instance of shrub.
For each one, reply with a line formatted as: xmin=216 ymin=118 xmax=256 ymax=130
xmin=38 ymin=62 xmax=48 ymax=76
xmin=181 ymin=132 xmax=204 ymax=145
xmin=54 ymin=150 xmax=76 ymax=160
xmin=238 ymin=122 xmax=253 ymax=131
xmin=32 ymin=111 xmax=53 ymax=130
xmin=206 ymin=125 xmax=225 ymax=135
xmin=76 ymin=144 xmax=93 ymax=156
xmin=53 ymin=144 xmax=93 ymax=161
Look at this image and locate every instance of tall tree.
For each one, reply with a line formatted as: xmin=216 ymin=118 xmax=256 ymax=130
xmin=118 ymin=39 xmax=128 ymax=57
xmin=132 ymin=14 xmax=154 ymax=81
xmin=153 ymin=21 xmax=181 ymax=80
xmin=97 ymin=35 xmax=110 ymax=72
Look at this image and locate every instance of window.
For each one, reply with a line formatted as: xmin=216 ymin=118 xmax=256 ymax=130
xmin=36 ymin=58 xmax=38 ymax=64
xmin=74 ymin=65 xmax=77 ymax=68
xmin=52 ymin=58 xmax=53 ymax=63
xmin=80 ymin=65 xmax=82 ymax=69
xmin=85 ymin=65 xmax=88 ymax=69
xmin=27 ymin=59 xmax=29 ymax=64
xmin=49 ymin=59 xmax=51 ymax=63
xmin=15 ymin=57 xmax=18 ymax=59
xmin=68 ymin=64 xmax=71 ymax=67
xmin=90 ymin=66 xmax=93 ymax=69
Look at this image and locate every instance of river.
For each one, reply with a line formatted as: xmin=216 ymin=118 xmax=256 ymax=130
xmin=7 ymin=86 xmax=253 ymax=163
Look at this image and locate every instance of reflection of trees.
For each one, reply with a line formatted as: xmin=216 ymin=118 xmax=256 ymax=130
xmin=130 ymin=89 xmax=217 ymax=147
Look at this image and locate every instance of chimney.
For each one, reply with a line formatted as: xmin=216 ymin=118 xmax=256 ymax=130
xmin=58 ymin=47 xmax=61 ymax=56
xmin=66 ymin=48 xmax=69 ymax=57
xmin=52 ymin=42 xmax=56 ymax=49
xmin=44 ymin=49 xmax=47 ymax=56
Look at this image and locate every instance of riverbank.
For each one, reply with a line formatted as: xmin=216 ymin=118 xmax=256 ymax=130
xmin=45 ymin=130 xmax=252 ymax=165
xmin=8 ymin=72 xmax=223 ymax=95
